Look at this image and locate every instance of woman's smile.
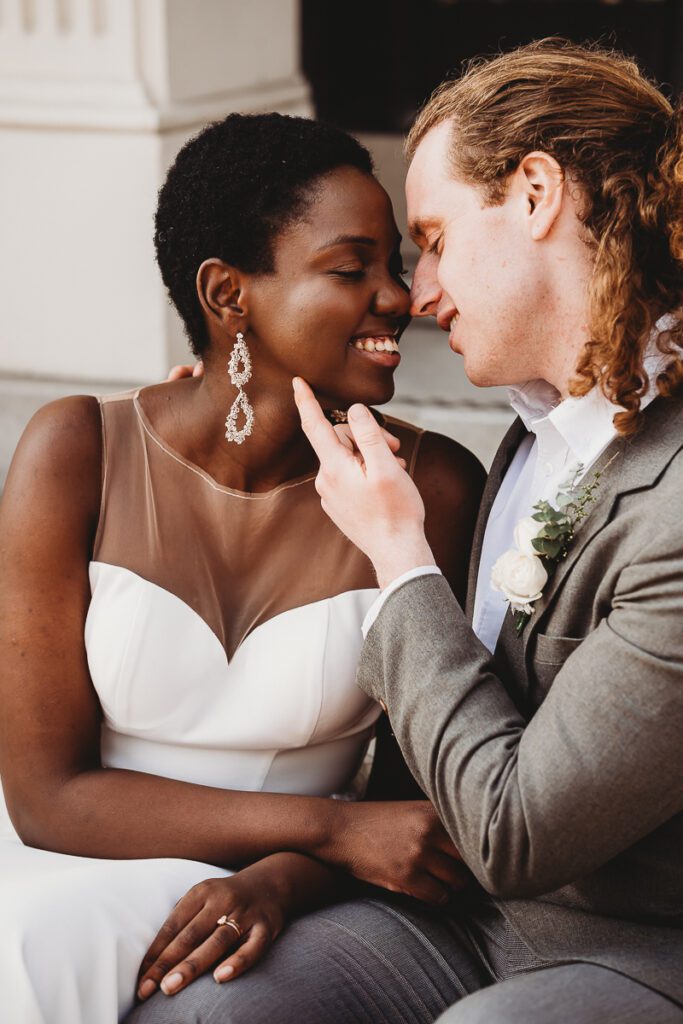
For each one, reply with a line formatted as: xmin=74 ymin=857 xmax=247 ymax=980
xmin=349 ymin=334 xmax=401 ymax=368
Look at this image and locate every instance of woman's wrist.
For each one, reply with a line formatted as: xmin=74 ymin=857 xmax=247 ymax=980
xmin=256 ymin=852 xmax=346 ymax=915
xmin=308 ymin=797 xmax=351 ymax=869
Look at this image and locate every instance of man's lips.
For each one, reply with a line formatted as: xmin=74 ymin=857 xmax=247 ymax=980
xmin=436 ymin=310 xmax=459 ymax=332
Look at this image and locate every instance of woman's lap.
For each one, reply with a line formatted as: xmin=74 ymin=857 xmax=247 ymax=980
xmin=125 ymin=894 xmax=491 ymax=1024
xmin=0 ymin=839 xmax=231 ymax=1024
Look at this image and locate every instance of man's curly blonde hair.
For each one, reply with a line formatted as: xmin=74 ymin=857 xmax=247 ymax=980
xmin=406 ymin=38 xmax=683 ymax=434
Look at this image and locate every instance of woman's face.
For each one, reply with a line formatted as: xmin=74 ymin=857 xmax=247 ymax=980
xmin=244 ymin=166 xmax=411 ymax=409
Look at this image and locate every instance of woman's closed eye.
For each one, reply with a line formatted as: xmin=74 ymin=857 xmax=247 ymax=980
xmin=388 ymin=252 xmax=409 ymax=280
xmin=330 ymin=266 xmax=366 ymax=281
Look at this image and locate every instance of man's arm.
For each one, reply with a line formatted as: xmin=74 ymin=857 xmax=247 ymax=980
xmin=293 ymin=378 xmax=683 ymax=899
xmin=366 ymin=430 xmax=485 ymax=801
xmin=358 ymin=544 xmax=683 ymax=898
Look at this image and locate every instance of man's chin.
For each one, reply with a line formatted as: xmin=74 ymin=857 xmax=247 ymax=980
xmin=461 ymin=357 xmax=502 ymax=389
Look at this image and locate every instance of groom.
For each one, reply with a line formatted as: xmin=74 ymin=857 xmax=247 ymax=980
xmin=295 ymin=39 xmax=683 ymax=1022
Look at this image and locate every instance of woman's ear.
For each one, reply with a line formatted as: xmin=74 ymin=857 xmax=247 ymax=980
xmin=196 ymin=259 xmax=247 ymax=329
xmin=516 ymin=151 xmax=565 ymax=241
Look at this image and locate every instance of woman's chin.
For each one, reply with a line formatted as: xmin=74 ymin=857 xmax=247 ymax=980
xmin=343 ymin=381 xmax=395 ymax=409
xmin=311 ymin=371 xmax=396 ymax=412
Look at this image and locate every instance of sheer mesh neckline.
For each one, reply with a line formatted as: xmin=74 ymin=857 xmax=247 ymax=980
xmin=132 ymin=388 xmax=318 ymax=500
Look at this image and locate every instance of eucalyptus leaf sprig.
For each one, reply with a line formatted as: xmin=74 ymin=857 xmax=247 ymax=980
xmin=511 ymin=455 xmax=617 ymax=637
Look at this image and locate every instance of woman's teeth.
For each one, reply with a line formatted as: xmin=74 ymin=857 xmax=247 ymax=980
xmin=352 ymin=336 xmax=399 ymax=353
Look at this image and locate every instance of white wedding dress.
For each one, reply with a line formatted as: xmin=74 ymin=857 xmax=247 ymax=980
xmin=0 ymin=389 xmax=425 ymax=1023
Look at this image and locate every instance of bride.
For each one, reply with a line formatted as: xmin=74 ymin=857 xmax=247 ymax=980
xmin=0 ymin=112 xmax=484 ymax=1023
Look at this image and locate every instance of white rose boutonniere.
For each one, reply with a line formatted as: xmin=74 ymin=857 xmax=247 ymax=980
xmin=491 ymin=542 xmax=548 ymax=616
xmin=492 ymin=459 xmax=616 ymax=637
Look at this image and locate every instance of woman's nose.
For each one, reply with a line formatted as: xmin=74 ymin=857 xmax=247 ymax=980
xmin=374 ymin=273 xmax=412 ymax=319
xmin=410 ymin=251 xmax=441 ymax=318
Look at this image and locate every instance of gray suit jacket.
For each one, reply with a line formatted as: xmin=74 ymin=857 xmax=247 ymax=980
xmin=358 ymin=392 xmax=683 ymax=1004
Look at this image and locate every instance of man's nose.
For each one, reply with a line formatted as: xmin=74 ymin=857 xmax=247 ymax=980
xmin=409 ymin=252 xmax=441 ymax=318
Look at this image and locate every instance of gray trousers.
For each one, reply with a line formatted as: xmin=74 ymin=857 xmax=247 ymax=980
xmin=126 ymin=894 xmax=682 ymax=1024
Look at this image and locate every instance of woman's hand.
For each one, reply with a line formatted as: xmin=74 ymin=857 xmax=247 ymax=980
xmin=136 ymin=852 xmax=337 ymax=1002
xmin=319 ymin=800 xmax=470 ymax=906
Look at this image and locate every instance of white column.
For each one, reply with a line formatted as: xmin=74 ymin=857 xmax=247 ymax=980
xmin=0 ymin=0 xmax=311 ymax=483
xmin=0 ymin=0 xmax=311 ymax=384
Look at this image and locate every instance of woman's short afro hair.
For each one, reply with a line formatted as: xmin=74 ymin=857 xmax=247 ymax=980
xmin=154 ymin=112 xmax=374 ymax=355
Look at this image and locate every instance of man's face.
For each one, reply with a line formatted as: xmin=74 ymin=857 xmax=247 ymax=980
xmin=405 ymin=121 xmax=551 ymax=388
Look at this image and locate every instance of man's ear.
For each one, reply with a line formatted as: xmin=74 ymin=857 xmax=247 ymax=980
xmin=516 ymin=152 xmax=565 ymax=241
xmin=196 ymin=259 xmax=248 ymax=329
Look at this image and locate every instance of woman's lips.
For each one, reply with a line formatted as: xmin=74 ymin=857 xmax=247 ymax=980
xmin=348 ymin=335 xmax=400 ymax=368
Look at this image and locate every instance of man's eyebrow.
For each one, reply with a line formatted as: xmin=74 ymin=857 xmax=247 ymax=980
xmin=317 ymin=234 xmax=377 ymax=251
xmin=408 ymin=218 xmax=439 ymax=239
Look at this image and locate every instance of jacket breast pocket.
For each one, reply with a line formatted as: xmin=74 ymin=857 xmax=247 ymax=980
xmin=529 ymin=633 xmax=584 ymax=704
xmin=534 ymin=633 xmax=584 ymax=666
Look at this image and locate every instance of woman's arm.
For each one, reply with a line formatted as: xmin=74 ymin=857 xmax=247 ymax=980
xmin=0 ymin=399 xmax=460 ymax=903
xmin=366 ymin=429 xmax=486 ymax=801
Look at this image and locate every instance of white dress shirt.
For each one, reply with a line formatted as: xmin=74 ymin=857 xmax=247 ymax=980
xmin=362 ymin=315 xmax=678 ymax=649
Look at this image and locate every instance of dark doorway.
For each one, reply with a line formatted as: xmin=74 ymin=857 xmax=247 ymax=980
xmin=302 ymin=0 xmax=683 ymax=133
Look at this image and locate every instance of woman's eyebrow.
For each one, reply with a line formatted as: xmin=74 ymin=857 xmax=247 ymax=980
xmin=316 ymin=234 xmax=377 ymax=251
xmin=316 ymin=232 xmax=403 ymax=253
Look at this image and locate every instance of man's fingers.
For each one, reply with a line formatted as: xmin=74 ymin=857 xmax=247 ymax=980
xmin=167 ymin=364 xmax=192 ymax=381
xmin=383 ymin=429 xmax=402 ymax=454
xmin=346 ymin=405 xmax=399 ymax=475
xmin=167 ymin=362 xmax=204 ymax=381
xmin=333 ymin=423 xmax=356 ymax=453
xmin=292 ymin=378 xmax=352 ymax=465
xmin=213 ymin=923 xmax=272 ymax=983
xmin=334 ymin=422 xmax=401 ymax=455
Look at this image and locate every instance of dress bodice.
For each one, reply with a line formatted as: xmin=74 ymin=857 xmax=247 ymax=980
xmin=82 ymin=389 xmax=424 ymax=798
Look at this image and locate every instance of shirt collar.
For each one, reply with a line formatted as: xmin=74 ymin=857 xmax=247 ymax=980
xmin=506 ymin=313 xmax=679 ymax=467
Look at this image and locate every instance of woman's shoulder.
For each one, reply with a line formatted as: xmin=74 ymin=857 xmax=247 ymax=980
xmin=380 ymin=411 xmax=486 ymax=500
xmin=414 ymin=429 xmax=487 ymax=503
xmin=13 ymin=394 xmax=102 ymax=473
xmin=3 ymin=395 xmax=103 ymax=538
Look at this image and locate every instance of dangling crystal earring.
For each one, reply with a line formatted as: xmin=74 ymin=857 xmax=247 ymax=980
xmin=224 ymin=331 xmax=255 ymax=445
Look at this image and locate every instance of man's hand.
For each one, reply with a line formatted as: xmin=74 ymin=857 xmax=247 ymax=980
xmin=293 ymin=378 xmax=436 ymax=588
xmin=167 ymin=361 xmax=204 ymax=381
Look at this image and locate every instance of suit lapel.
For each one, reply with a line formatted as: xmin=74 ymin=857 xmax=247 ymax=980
xmin=517 ymin=393 xmax=683 ymax=660
xmin=465 ymin=416 xmax=528 ymax=621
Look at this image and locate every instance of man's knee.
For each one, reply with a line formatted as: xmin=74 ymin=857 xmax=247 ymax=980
xmin=436 ymin=972 xmax=567 ymax=1024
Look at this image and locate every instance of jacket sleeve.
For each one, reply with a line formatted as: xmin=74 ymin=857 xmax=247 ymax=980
xmin=356 ymin=531 xmax=683 ymax=898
